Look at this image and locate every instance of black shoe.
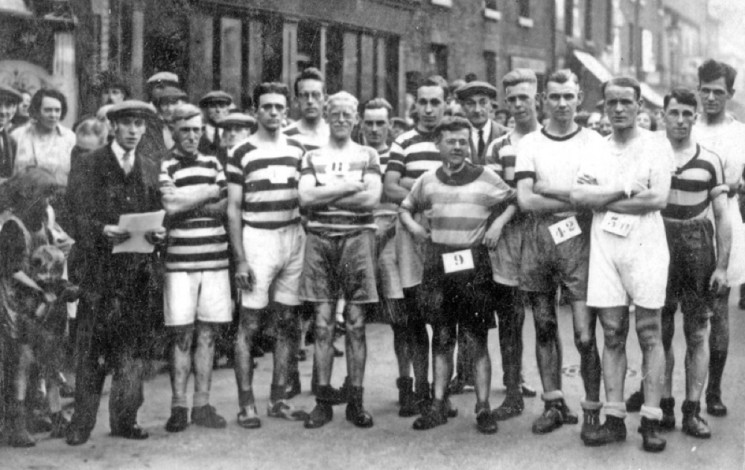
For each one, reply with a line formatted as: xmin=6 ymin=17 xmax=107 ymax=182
xmin=345 ymin=386 xmax=374 ymax=428
xmin=625 ymin=387 xmax=645 ymax=413
xmin=65 ymin=427 xmax=90 ymax=446
xmin=558 ymin=399 xmax=578 ymax=424
xmin=475 ymin=403 xmax=497 ymax=434
xmin=318 ymin=384 xmax=348 ymax=406
xmin=582 ymin=416 xmax=627 ymax=446
xmin=397 ymin=377 xmax=418 ymax=418
xmin=681 ymin=401 xmax=711 ymax=439
xmin=50 ymin=411 xmax=70 ymax=439
xmin=304 ymin=403 xmax=333 ymax=429
xmin=414 ymin=383 xmax=432 ymax=416
xmin=413 ymin=400 xmax=447 ymax=431
xmin=520 ymin=383 xmax=537 ymax=398
xmin=333 ymin=345 xmax=344 ymax=358
xmin=580 ymin=409 xmax=601 ymax=444
xmin=705 ymin=393 xmax=727 ymax=417
xmin=639 ymin=417 xmax=666 ymax=452
xmin=111 ymin=424 xmax=149 ymax=440
xmin=237 ymin=405 xmax=261 ymax=429
xmin=286 ymin=371 xmax=302 ymax=400
xmin=165 ymin=406 xmax=189 ymax=433
xmin=493 ymin=393 xmax=523 ymax=421
xmin=532 ymin=399 xmax=575 ymax=434
xmin=659 ymin=397 xmax=676 ymax=431
xmin=191 ymin=405 xmax=227 ymax=429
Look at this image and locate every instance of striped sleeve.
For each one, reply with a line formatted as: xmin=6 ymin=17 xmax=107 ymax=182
xmin=159 ymin=158 xmax=175 ymax=190
xmin=514 ymin=135 xmax=536 ymax=182
xmin=226 ymin=143 xmax=251 ymax=185
xmin=213 ymin=157 xmax=228 ymax=198
xmin=386 ymin=139 xmax=405 ymax=176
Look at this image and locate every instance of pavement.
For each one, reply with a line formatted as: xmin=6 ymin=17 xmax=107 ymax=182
xmin=4 ymin=293 xmax=745 ymax=470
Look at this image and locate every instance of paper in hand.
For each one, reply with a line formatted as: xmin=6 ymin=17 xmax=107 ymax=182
xmin=112 ymin=210 xmax=166 ymax=254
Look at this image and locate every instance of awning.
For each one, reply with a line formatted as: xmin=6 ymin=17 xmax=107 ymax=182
xmin=573 ymin=50 xmax=613 ymax=83
xmin=640 ymin=82 xmax=664 ymax=109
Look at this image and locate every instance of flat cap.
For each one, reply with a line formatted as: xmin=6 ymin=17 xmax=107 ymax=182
xmin=170 ymin=103 xmax=202 ymax=123
xmin=146 ymin=71 xmax=179 ymax=85
xmin=199 ymin=90 xmax=233 ymax=107
xmin=215 ymin=112 xmax=256 ymax=128
xmin=0 ymin=85 xmax=23 ymax=104
xmin=155 ymin=86 xmax=188 ymax=104
xmin=107 ymin=100 xmax=157 ymax=120
xmin=455 ymin=81 xmax=498 ymax=100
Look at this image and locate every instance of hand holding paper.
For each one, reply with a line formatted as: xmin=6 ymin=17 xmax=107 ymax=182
xmin=111 ymin=210 xmax=166 ymax=254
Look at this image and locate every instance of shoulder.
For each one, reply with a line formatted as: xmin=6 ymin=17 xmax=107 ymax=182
xmin=285 ymin=137 xmax=306 ymax=153
xmin=283 ymin=122 xmax=301 ymax=136
xmin=394 ymin=129 xmax=422 ymax=148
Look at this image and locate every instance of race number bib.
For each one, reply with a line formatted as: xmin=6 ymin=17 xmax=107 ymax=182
xmin=548 ymin=216 xmax=582 ymax=244
xmin=442 ymin=249 xmax=475 ymax=274
xmin=601 ymin=211 xmax=637 ymax=237
xmin=267 ymin=165 xmax=294 ymax=185
xmin=328 ymin=159 xmax=349 ymax=176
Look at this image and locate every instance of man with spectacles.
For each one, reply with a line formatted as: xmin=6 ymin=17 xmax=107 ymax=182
xmin=284 ymin=67 xmax=330 ymax=151
xmin=299 ymin=92 xmax=382 ymax=429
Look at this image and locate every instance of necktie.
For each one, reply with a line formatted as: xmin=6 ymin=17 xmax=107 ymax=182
xmin=122 ymin=151 xmax=133 ymax=175
xmin=477 ymin=129 xmax=485 ymax=159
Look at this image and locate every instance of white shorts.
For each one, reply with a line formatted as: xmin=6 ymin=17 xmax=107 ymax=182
xmin=587 ymin=212 xmax=669 ymax=309
xmin=725 ymin=198 xmax=745 ymax=285
xmin=396 ymin=216 xmax=425 ymax=289
xmin=164 ymin=269 xmax=233 ymax=326
xmin=241 ymin=224 xmax=305 ymax=309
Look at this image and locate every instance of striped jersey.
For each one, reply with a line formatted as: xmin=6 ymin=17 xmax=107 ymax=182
xmin=283 ymin=120 xmax=329 ymax=151
xmin=226 ymin=135 xmax=304 ymax=229
xmin=401 ymin=163 xmax=516 ymax=248
xmin=386 ymin=128 xmax=441 ymax=180
xmin=301 ymin=144 xmax=381 ymax=234
xmin=160 ymin=151 xmax=229 ymax=272
xmin=375 ymin=146 xmax=397 ymax=214
xmin=485 ymin=129 xmax=538 ymax=187
xmin=663 ymin=144 xmax=727 ymax=220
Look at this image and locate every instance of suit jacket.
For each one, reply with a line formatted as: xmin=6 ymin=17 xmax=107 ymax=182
xmin=0 ymin=127 xmax=16 ymax=179
xmin=470 ymin=119 xmax=509 ymax=166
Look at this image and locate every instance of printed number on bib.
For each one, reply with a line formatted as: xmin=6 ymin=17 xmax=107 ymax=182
xmin=267 ymin=165 xmax=293 ymax=185
xmin=329 ymin=159 xmax=349 ymax=176
xmin=601 ymin=211 xmax=636 ymax=237
xmin=442 ymin=249 xmax=475 ymax=274
xmin=548 ymin=216 xmax=581 ymax=244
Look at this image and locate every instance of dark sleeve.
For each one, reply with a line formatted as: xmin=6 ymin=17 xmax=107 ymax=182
xmin=0 ymin=221 xmax=27 ymax=277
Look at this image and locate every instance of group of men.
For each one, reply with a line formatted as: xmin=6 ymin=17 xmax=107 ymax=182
xmin=2 ymin=57 xmax=740 ymax=456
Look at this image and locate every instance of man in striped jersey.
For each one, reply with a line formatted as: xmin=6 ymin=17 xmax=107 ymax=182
xmin=160 ymin=104 xmax=232 ymax=432
xmin=658 ymin=88 xmax=730 ymax=438
xmin=483 ymin=68 xmax=542 ymax=422
xmin=383 ymin=76 xmax=449 ymax=416
xmin=400 ymin=116 xmax=515 ymax=434
xmin=227 ymin=83 xmax=308 ymax=429
xmin=515 ymin=70 xmax=603 ymax=438
xmin=283 ymin=67 xmax=329 ymax=151
xmin=299 ymin=91 xmax=382 ymax=429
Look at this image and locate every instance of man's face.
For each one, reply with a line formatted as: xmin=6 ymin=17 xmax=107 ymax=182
xmin=38 ymin=96 xmax=62 ymax=131
xmin=223 ymin=125 xmax=251 ymax=147
xmin=416 ymin=86 xmax=446 ymax=132
xmin=256 ymin=93 xmax=287 ymax=132
xmin=636 ymin=112 xmax=652 ymax=130
xmin=296 ymin=79 xmax=325 ymax=122
xmin=19 ymin=93 xmax=30 ymax=117
xmin=544 ymin=81 xmax=582 ymax=126
xmin=505 ymin=82 xmax=537 ymax=126
xmin=604 ymin=85 xmax=640 ymax=132
xmin=205 ymin=100 xmax=231 ymax=123
xmin=0 ymin=101 xmax=17 ymax=129
xmin=158 ymin=98 xmax=185 ymax=122
xmin=437 ymin=128 xmax=470 ymax=169
xmin=173 ymin=115 xmax=203 ymax=155
xmin=698 ymin=77 xmax=732 ymax=119
xmin=461 ymin=92 xmax=492 ymax=128
xmin=598 ymin=115 xmax=612 ymax=136
xmin=326 ymin=101 xmax=358 ymax=141
xmin=112 ymin=116 xmax=147 ymax=151
xmin=664 ymin=98 xmax=697 ymax=143
xmin=362 ymin=108 xmax=390 ymax=148
xmin=102 ymin=87 xmax=126 ymax=105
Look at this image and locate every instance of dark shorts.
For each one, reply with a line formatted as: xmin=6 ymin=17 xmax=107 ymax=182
xmin=519 ymin=214 xmax=590 ymax=301
xmin=662 ymin=217 xmax=715 ymax=322
xmin=299 ymin=230 xmax=379 ymax=304
xmin=418 ymin=244 xmax=497 ymax=330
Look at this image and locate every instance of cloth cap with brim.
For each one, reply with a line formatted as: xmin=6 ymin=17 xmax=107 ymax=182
xmin=199 ymin=90 xmax=233 ymax=107
xmin=107 ymin=100 xmax=157 ymax=120
xmin=155 ymin=87 xmax=188 ymax=105
xmin=0 ymin=85 xmax=23 ymax=104
xmin=455 ymin=81 xmax=498 ymax=100
xmin=215 ymin=112 xmax=256 ymax=128
xmin=147 ymin=71 xmax=179 ymax=86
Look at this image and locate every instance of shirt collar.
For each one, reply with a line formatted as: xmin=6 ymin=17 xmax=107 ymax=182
xmin=472 ymin=120 xmax=491 ymax=141
xmin=435 ymin=161 xmax=483 ymax=186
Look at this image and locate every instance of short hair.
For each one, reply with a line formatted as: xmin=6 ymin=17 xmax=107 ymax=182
xmin=433 ymin=116 xmax=472 ymax=141
xmin=0 ymin=167 xmax=58 ymax=215
xmin=664 ymin=87 xmax=698 ymax=110
xmin=362 ymin=98 xmax=393 ymax=120
xmin=253 ymin=82 xmax=290 ymax=108
xmin=325 ymin=91 xmax=358 ymax=112
xmin=601 ymin=76 xmax=641 ymax=101
xmin=544 ymin=69 xmax=579 ymax=90
xmin=494 ymin=109 xmax=511 ymax=120
xmin=502 ymin=68 xmax=538 ymax=91
xmin=293 ymin=67 xmax=325 ymax=97
xmin=698 ymin=59 xmax=737 ymax=92
xmin=29 ymin=88 xmax=68 ymax=121
xmin=418 ymin=75 xmax=449 ymax=101
xmin=170 ymin=103 xmax=202 ymax=127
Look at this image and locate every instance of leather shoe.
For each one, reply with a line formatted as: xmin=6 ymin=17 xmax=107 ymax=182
xmin=65 ymin=427 xmax=90 ymax=446
xmin=111 ymin=424 xmax=149 ymax=440
xmin=706 ymin=395 xmax=727 ymax=417
xmin=475 ymin=404 xmax=497 ymax=434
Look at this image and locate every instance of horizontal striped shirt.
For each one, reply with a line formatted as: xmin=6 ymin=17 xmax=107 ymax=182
xmin=301 ymin=144 xmax=381 ymax=234
xmin=401 ymin=163 xmax=516 ymax=248
xmin=160 ymin=151 xmax=229 ymax=272
xmin=663 ymin=144 xmax=727 ymax=220
xmin=226 ymin=135 xmax=304 ymax=229
xmin=283 ymin=121 xmax=329 ymax=151
xmin=385 ymin=128 xmax=441 ymax=180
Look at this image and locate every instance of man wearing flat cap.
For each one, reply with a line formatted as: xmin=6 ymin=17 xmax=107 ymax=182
xmin=455 ymin=81 xmax=508 ymax=165
xmin=66 ymin=100 xmax=166 ymax=446
xmin=198 ymin=90 xmax=233 ymax=156
xmin=138 ymin=86 xmax=188 ymax=164
xmin=146 ymin=71 xmax=180 ymax=105
xmin=0 ymin=85 xmax=22 ymax=180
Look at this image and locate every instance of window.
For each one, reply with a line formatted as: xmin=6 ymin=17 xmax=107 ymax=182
xmin=431 ymin=0 xmax=453 ymax=7
xmin=584 ymin=0 xmax=593 ymax=41
xmin=484 ymin=51 xmax=497 ymax=86
xmin=430 ymin=44 xmax=448 ymax=78
xmin=517 ymin=0 xmax=530 ymax=18
xmin=555 ymin=0 xmax=565 ymax=32
xmin=605 ymin=0 xmax=613 ymax=45
xmin=564 ymin=0 xmax=579 ymax=37
xmin=484 ymin=0 xmax=501 ymax=20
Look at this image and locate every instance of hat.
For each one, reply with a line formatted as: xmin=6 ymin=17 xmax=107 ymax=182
xmin=146 ymin=71 xmax=179 ymax=86
xmin=0 ymin=85 xmax=23 ymax=104
xmin=199 ymin=90 xmax=233 ymax=107
xmin=107 ymin=100 xmax=157 ymax=120
xmin=155 ymin=86 xmax=188 ymax=105
xmin=170 ymin=103 xmax=202 ymax=123
xmin=215 ymin=112 xmax=256 ymax=128
xmin=455 ymin=81 xmax=498 ymax=100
